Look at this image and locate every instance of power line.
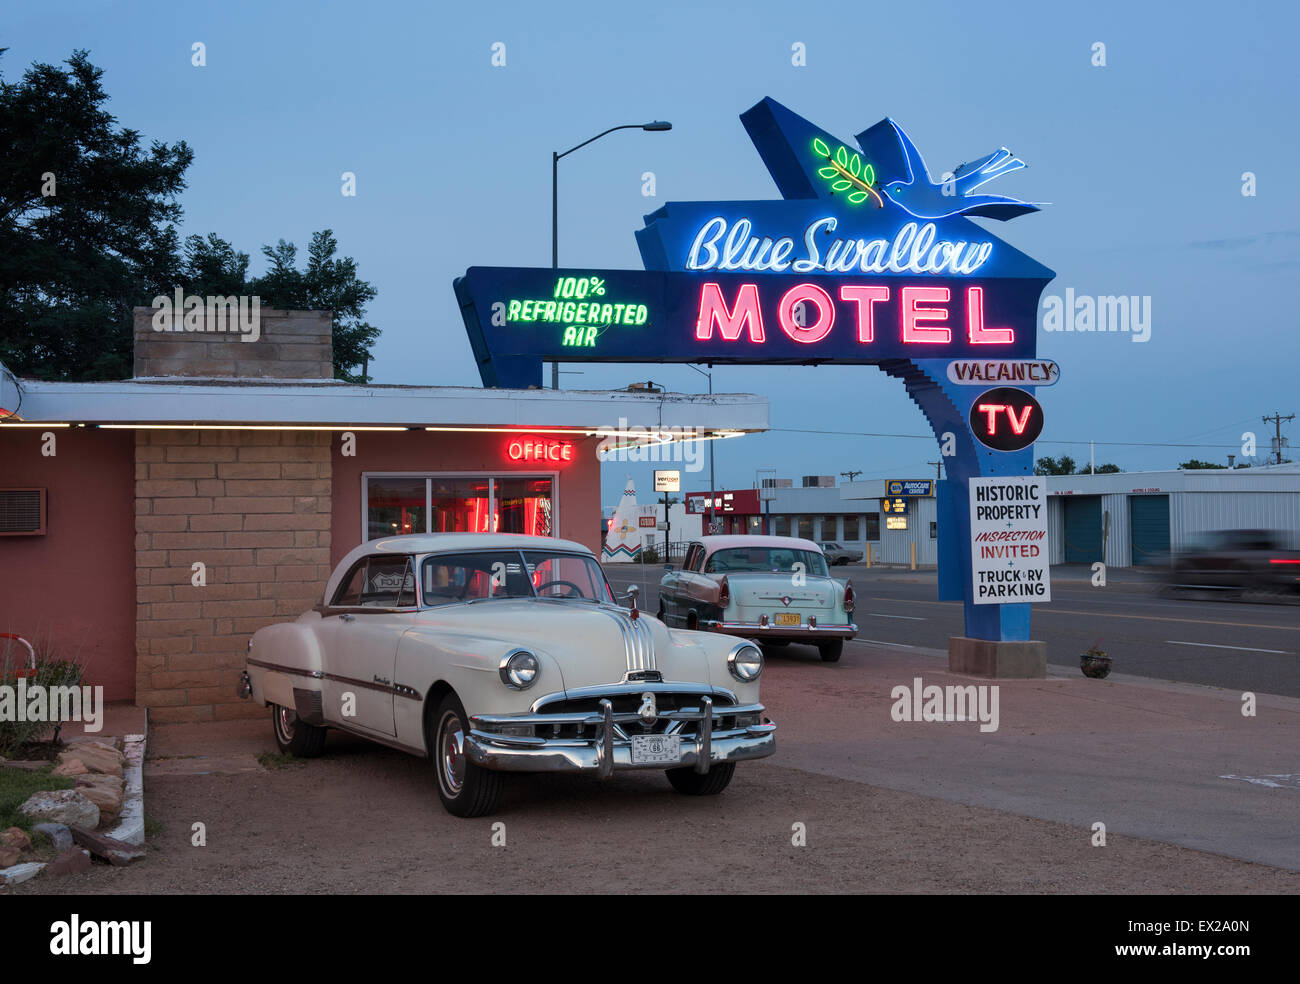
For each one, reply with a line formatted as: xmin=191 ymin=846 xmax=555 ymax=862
xmin=767 ymin=427 xmax=1249 ymax=450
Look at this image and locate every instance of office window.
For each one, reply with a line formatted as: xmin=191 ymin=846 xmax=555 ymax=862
xmin=843 ymin=515 xmax=859 ymax=540
xmin=365 ymin=475 xmax=554 ymax=540
xmin=797 ymin=517 xmax=814 ymax=540
xmin=772 ymin=515 xmax=789 ymax=536
xmin=821 ymin=515 xmax=838 ymax=541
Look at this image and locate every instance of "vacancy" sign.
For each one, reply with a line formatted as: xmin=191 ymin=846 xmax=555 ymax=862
xmin=969 ymin=476 xmax=1051 ymax=604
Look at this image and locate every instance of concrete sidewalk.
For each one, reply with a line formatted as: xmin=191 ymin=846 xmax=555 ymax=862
xmin=765 ymin=640 xmax=1300 ymax=870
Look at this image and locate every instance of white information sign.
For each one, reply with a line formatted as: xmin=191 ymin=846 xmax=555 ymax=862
xmin=654 ymin=470 xmax=681 ymax=493
xmin=969 ymin=476 xmax=1050 ymax=604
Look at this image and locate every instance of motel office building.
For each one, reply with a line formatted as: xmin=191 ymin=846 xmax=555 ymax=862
xmin=0 ymin=309 xmax=765 ymax=718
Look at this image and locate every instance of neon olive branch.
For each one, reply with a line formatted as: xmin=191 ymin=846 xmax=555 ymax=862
xmin=811 ymin=137 xmax=883 ymax=207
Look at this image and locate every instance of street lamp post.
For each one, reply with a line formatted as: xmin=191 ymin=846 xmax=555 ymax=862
xmin=551 ymin=120 xmax=672 ymax=390
xmin=686 ymin=363 xmax=715 ymax=535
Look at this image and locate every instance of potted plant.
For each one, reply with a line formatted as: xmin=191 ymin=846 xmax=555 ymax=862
xmin=1080 ymin=640 xmax=1112 ymax=679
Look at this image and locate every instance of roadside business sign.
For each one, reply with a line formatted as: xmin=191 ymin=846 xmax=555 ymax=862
xmin=456 ymin=96 xmax=1056 ymax=649
xmin=654 ymin=470 xmax=681 ymax=493
xmin=968 ymin=476 xmax=1050 ymax=604
xmin=886 ymin=479 xmax=934 ymax=497
xmin=881 ymin=496 xmax=909 ymax=514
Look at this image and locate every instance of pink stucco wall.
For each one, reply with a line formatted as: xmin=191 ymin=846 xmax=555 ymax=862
xmin=0 ymin=427 xmax=136 ymax=701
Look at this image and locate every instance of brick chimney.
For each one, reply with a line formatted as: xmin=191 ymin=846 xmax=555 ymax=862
xmin=133 ymin=303 xmax=334 ymax=380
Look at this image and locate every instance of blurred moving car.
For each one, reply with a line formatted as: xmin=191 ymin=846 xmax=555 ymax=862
xmin=820 ymin=542 xmax=864 ymax=565
xmin=658 ymin=535 xmax=856 ymax=662
xmin=1168 ymin=529 xmax=1300 ymax=596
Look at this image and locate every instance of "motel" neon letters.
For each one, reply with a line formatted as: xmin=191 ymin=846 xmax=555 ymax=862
xmin=695 ymin=282 xmax=1015 ymax=346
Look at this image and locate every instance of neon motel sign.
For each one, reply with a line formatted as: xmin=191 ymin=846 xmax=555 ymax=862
xmin=454 ymin=96 xmax=1057 ymax=645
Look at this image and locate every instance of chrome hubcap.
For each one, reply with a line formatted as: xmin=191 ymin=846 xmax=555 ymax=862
xmin=439 ymin=711 xmax=466 ymax=796
xmin=277 ymin=706 xmax=296 ymax=741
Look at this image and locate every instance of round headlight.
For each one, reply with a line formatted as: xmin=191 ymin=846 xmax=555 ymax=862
xmin=499 ymin=649 xmax=539 ymax=690
xmin=727 ymin=643 xmax=764 ymax=682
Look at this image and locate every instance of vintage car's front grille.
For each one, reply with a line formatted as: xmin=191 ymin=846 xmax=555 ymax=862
xmin=537 ymin=692 xmax=737 ymax=740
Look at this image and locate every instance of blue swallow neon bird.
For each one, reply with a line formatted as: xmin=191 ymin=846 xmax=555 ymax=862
xmin=875 ymin=119 xmax=1043 ymax=221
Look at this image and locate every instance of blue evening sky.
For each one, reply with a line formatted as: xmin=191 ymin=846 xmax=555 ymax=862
xmin=6 ymin=0 xmax=1298 ymax=506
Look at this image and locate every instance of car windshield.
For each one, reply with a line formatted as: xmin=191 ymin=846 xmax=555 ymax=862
xmin=704 ymin=547 xmax=829 ymax=577
xmin=420 ymin=549 xmax=615 ymax=605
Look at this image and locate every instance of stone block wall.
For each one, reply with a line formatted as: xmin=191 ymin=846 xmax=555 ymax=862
xmin=132 ymin=306 xmax=333 ymax=379
xmin=134 ymin=430 xmax=332 ymax=722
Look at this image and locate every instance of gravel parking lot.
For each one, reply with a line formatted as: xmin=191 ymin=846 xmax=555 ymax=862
xmin=13 ymin=643 xmax=1300 ymax=895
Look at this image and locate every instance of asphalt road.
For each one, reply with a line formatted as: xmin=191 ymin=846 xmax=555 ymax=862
xmin=605 ymin=563 xmax=1300 ymax=698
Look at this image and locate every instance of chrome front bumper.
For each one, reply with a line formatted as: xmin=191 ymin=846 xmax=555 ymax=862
xmin=466 ymin=697 xmax=776 ymax=777
xmin=701 ymin=620 xmax=857 ymax=640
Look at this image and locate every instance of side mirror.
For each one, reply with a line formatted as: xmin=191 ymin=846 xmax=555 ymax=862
xmin=623 ymin=584 xmax=640 ymax=604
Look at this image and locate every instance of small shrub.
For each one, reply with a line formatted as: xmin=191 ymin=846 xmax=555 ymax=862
xmin=0 ymin=636 xmax=88 ymax=758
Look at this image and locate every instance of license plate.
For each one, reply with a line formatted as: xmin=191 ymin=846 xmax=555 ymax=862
xmin=631 ymin=734 xmax=681 ymax=765
xmin=774 ymin=612 xmax=801 ymax=626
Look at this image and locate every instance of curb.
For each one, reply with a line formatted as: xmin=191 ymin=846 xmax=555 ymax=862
xmin=105 ymin=734 xmax=146 ymax=846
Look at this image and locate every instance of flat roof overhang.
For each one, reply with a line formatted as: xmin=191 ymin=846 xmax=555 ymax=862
xmin=0 ymin=378 xmax=768 ymax=439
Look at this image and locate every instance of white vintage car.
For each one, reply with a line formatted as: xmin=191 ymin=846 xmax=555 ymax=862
xmin=658 ymin=535 xmax=857 ymax=662
xmin=238 ymin=533 xmax=775 ymax=817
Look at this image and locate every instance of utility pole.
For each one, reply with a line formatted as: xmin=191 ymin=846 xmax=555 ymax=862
xmin=926 ymin=460 xmax=942 ymax=483
xmin=840 ymin=470 xmax=863 ymax=482
xmin=661 ymin=493 xmax=679 ymax=558
xmin=1262 ymin=412 xmax=1294 ymax=465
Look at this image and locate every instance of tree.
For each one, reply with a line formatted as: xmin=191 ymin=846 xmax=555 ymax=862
xmin=0 ymin=50 xmax=382 ymax=383
xmin=1178 ymin=459 xmax=1225 ymax=470
xmin=1034 ymin=455 xmax=1077 ymax=476
xmin=0 ymin=49 xmax=191 ymax=379
xmin=251 ymin=231 xmax=379 ymax=383
xmin=179 ymin=233 xmax=249 ymax=298
xmin=1078 ymin=463 xmax=1122 ymax=474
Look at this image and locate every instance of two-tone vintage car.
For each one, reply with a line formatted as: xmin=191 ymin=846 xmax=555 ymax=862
xmin=657 ymin=535 xmax=857 ymax=662
xmin=238 ymin=533 xmax=776 ymax=817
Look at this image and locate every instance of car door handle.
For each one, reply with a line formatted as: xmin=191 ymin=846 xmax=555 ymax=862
xmin=340 ymin=613 xmax=355 ymax=622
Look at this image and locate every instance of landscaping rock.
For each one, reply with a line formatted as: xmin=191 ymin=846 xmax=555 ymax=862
xmin=0 ymin=862 xmax=43 ymax=886
xmin=67 ymin=735 xmax=123 ymax=752
xmin=43 ymin=849 xmax=91 ymax=878
xmin=74 ymin=774 xmax=125 ymax=824
xmin=51 ymin=757 xmax=88 ymax=777
xmin=58 ymin=743 xmax=122 ymax=777
xmin=32 ymin=822 xmax=73 ymax=853
xmin=0 ymin=846 xmax=19 ymax=867
xmin=1 ymin=827 xmax=32 ymax=851
xmin=18 ymin=789 xmax=100 ymax=829
xmin=67 ymin=824 xmax=145 ymax=866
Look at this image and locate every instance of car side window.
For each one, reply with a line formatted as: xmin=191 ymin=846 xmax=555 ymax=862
xmin=360 ymin=556 xmax=415 ymax=608
xmin=686 ymin=543 xmax=704 ymax=571
xmin=331 ymin=560 xmax=368 ymax=607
